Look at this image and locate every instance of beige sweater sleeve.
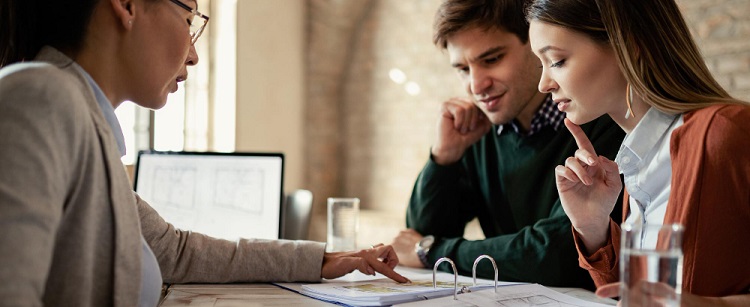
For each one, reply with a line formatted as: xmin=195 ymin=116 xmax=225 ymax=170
xmin=136 ymin=194 xmax=325 ymax=283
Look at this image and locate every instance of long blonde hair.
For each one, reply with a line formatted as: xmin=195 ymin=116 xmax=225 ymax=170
xmin=526 ymin=0 xmax=747 ymax=114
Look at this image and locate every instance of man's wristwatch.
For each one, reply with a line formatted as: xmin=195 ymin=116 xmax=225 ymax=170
xmin=415 ymin=235 xmax=435 ymax=268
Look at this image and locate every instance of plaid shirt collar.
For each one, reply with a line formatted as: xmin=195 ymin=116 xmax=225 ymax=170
xmin=497 ymin=95 xmax=564 ymax=136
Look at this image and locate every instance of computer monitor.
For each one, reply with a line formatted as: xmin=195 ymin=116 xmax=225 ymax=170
xmin=134 ymin=150 xmax=284 ymax=241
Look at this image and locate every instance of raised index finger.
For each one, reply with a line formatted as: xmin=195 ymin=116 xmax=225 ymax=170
xmin=564 ymin=118 xmax=597 ymax=156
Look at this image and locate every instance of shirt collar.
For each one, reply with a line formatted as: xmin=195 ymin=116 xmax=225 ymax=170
xmin=497 ymin=95 xmax=564 ymax=136
xmin=72 ymin=63 xmax=127 ymax=157
xmin=615 ymin=107 xmax=679 ymax=173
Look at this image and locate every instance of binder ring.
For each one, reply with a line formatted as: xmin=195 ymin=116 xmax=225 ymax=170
xmin=432 ymin=257 xmax=459 ymax=300
xmin=472 ymin=255 xmax=498 ymax=293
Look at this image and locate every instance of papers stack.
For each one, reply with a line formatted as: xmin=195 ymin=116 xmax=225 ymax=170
xmin=393 ymin=283 xmax=614 ymax=307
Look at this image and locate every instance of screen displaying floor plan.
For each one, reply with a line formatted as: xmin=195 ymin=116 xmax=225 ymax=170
xmin=135 ymin=152 xmax=283 ymax=240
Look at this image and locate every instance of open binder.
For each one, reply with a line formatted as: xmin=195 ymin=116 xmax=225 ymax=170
xmin=393 ymin=256 xmax=613 ymax=307
xmin=287 ymin=255 xmax=613 ymax=307
xmin=285 ymin=255 xmax=516 ymax=306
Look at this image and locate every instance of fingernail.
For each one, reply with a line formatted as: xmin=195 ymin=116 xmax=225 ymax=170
xmin=588 ymin=157 xmax=595 ymax=165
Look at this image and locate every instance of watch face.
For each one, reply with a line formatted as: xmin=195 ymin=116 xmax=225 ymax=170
xmin=420 ymin=235 xmax=435 ymax=248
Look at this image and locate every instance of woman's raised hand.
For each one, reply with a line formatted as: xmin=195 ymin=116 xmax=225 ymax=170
xmin=556 ymin=119 xmax=622 ymax=253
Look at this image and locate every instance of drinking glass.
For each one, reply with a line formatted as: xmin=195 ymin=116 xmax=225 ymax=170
xmin=326 ymin=197 xmax=359 ymax=252
xmin=620 ymin=223 xmax=684 ymax=307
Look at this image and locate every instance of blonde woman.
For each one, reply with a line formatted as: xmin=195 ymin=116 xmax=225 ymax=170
xmin=526 ymin=0 xmax=750 ymax=305
xmin=0 ymin=0 xmax=406 ymax=306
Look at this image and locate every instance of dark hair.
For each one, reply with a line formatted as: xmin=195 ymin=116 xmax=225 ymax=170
xmin=526 ymin=0 xmax=744 ymax=113
xmin=433 ymin=0 xmax=531 ymax=49
xmin=0 ymin=0 xmax=100 ymax=67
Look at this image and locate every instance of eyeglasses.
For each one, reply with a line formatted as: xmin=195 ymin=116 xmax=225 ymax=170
xmin=168 ymin=0 xmax=210 ymax=45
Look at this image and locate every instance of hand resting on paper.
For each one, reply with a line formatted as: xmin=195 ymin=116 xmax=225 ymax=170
xmin=321 ymin=243 xmax=410 ymax=283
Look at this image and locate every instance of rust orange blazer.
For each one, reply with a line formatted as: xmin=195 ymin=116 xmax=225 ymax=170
xmin=573 ymin=104 xmax=750 ymax=297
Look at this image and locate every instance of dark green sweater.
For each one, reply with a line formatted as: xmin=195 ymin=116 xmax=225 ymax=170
xmin=406 ymin=116 xmax=625 ymax=289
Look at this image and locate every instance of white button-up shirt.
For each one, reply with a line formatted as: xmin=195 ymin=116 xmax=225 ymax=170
xmin=616 ymin=107 xmax=683 ymax=249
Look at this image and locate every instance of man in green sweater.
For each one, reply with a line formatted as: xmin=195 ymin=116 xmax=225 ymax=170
xmin=391 ymin=0 xmax=624 ymax=289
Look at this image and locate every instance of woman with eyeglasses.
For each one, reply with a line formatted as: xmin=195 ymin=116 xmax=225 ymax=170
xmin=525 ymin=0 xmax=750 ymax=305
xmin=0 ymin=0 xmax=408 ymax=306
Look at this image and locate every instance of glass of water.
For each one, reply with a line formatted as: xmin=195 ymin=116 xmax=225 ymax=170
xmin=620 ymin=223 xmax=684 ymax=307
xmin=326 ymin=197 xmax=359 ymax=252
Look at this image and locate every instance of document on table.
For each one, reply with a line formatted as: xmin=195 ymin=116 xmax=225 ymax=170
xmin=392 ymin=283 xmax=613 ymax=307
xmin=274 ymin=269 xmax=522 ymax=306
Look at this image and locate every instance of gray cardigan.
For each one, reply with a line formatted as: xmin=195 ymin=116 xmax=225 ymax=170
xmin=0 ymin=47 xmax=325 ymax=307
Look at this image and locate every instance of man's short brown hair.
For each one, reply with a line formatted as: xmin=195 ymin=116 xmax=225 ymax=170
xmin=433 ymin=0 xmax=530 ymax=49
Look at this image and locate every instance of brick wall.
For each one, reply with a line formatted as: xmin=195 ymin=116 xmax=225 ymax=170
xmin=305 ymin=0 xmax=464 ymax=242
xmin=681 ymin=0 xmax=750 ymax=100
xmin=305 ymin=0 xmax=750 ymax=244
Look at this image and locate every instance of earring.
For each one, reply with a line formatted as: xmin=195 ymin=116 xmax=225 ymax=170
xmin=128 ymin=19 xmax=133 ymax=25
xmin=625 ymin=84 xmax=635 ymax=119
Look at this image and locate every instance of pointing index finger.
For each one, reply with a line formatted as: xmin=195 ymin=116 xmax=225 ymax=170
xmin=369 ymin=258 xmax=410 ymax=283
xmin=564 ymin=118 xmax=597 ymax=156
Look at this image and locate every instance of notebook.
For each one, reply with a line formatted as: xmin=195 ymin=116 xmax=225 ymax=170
xmin=134 ymin=150 xmax=284 ymax=241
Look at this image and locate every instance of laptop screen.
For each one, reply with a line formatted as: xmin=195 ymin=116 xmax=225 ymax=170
xmin=134 ymin=151 xmax=284 ymax=241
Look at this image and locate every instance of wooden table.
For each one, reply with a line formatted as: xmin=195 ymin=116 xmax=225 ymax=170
xmin=159 ymin=283 xmax=336 ymax=306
